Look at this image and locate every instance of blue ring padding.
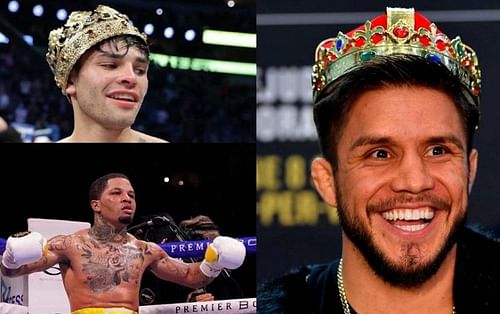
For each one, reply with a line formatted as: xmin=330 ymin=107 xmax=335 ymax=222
xmin=0 ymin=236 xmax=256 ymax=258
xmin=161 ymin=236 xmax=256 ymax=258
xmin=0 ymin=239 xmax=5 ymax=255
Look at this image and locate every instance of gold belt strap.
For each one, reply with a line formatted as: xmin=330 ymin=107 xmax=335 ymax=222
xmin=72 ymin=308 xmax=138 ymax=314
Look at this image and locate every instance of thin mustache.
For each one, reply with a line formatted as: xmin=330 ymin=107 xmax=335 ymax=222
xmin=367 ymin=193 xmax=451 ymax=212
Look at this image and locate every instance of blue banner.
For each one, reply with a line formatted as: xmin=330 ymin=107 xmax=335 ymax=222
xmin=0 ymin=237 xmax=257 ymax=259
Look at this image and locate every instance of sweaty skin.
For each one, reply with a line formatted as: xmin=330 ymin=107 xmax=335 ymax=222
xmin=1 ymin=226 xmax=212 ymax=311
xmin=1 ymin=177 xmax=214 ymax=311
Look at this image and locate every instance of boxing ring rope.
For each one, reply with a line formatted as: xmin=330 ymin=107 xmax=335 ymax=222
xmin=160 ymin=236 xmax=256 ymax=258
xmin=0 ymin=298 xmax=257 ymax=314
xmin=140 ymin=297 xmax=256 ymax=313
xmin=0 ymin=236 xmax=257 ymax=313
xmin=0 ymin=236 xmax=257 ymax=258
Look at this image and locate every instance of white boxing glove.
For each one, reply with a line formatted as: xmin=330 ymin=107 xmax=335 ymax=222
xmin=200 ymin=236 xmax=246 ymax=278
xmin=2 ymin=231 xmax=47 ymax=269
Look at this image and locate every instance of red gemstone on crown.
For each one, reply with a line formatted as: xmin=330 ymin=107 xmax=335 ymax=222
xmin=372 ymin=34 xmax=383 ymax=44
xmin=354 ymin=38 xmax=365 ymax=48
xmin=393 ymin=26 xmax=409 ymax=38
xmin=436 ymin=40 xmax=446 ymax=51
xmin=418 ymin=36 xmax=430 ymax=46
xmin=324 ymin=41 xmax=334 ymax=50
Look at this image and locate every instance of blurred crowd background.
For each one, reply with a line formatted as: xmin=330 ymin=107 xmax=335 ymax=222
xmin=0 ymin=0 xmax=255 ymax=142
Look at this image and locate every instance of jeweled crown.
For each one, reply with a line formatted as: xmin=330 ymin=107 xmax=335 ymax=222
xmin=46 ymin=5 xmax=148 ymax=95
xmin=312 ymin=7 xmax=481 ymax=103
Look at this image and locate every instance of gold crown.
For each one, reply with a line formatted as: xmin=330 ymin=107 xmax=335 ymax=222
xmin=46 ymin=5 xmax=148 ymax=94
xmin=312 ymin=7 xmax=481 ymax=103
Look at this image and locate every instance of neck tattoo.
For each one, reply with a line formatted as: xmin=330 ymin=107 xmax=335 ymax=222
xmin=336 ymin=258 xmax=456 ymax=314
xmin=90 ymin=224 xmax=127 ymax=243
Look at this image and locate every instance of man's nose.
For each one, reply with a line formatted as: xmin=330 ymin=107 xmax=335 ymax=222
xmin=390 ymin=154 xmax=435 ymax=193
xmin=122 ymin=193 xmax=134 ymax=202
xmin=117 ymin=64 xmax=137 ymax=87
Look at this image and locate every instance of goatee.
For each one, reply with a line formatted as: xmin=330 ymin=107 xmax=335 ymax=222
xmin=119 ymin=216 xmax=133 ymax=225
xmin=337 ymin=189 xmax=466 ymax=288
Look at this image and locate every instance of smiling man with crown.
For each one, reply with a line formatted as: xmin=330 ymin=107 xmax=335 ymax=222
xmin=46 ymin=5 xmax=168 ymax=142
xmin=257 ymin=7 xmax=500 ymax=314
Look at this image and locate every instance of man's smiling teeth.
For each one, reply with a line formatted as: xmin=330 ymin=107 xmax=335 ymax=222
xmin=382 ymin=208 xmax=434 ymax=221
xmin=110 ymin=94 xmax=135 ymax=101
xmin=382 ymin=208 xmax=434 ymax=232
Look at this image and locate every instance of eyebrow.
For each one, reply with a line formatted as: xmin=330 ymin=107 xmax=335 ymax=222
xmin=350 ymin=135 xmax=465 ymax=151
xmin=350 ymin=136 xmax=392 ymax=151
xmin=427 ymin=135 xmax=465 ymax=151
xmin=96 ymin=51 xmax=149 ymax=65
xmin=110 ymin=187 xmax=135 ymax=193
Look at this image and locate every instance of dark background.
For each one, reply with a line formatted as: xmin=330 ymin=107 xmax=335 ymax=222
xmin=257 ymin=0 xmax=500 ymax=284
xmin=0 ymin=143 xmax=256 ymax=299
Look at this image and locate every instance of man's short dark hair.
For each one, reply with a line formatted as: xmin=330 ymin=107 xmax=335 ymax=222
xmin=89 ymin=172 xmax=130 ymax=202
xmin=72 ymin=35 xmax=150 ymax=76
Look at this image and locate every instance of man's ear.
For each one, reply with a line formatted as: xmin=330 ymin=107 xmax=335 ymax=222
xmin=468 ymin=148 xmax=478 ymax=193
xmin=65 ymin=73 xmax=77 ymax=97
xmin=90 ymin=200 xmax=100 ymax=213
xmin=311 ymin=157 xmax=338 ymax=207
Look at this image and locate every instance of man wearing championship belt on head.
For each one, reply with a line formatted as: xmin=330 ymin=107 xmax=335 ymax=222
xmin=258 ymin=7 xmax=500 ymax=314
xmin=46 ymin=5 xmax=167 ymax=142
xmin=1 ymin=173 xmax=246 ymax=314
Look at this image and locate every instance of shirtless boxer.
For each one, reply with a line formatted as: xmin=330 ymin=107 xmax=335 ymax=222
xmin=1 ymin=173 xmax=245 ymax=314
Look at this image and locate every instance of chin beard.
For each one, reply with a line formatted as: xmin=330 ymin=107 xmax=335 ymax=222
xmin=337 ymin=190 xmax=466 ymax=288
xmin=119 ymin=216 xmax=133 ymax=225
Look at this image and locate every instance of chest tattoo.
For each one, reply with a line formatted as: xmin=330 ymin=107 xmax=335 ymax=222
xmin=79 ymin=239 xmax=148 ymax=292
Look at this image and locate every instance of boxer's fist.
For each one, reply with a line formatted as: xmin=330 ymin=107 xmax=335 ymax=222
xmin=2 ymin=231 xmax=47 ymax=269
xmin=200 ymin=236 xmax=246 ymax=278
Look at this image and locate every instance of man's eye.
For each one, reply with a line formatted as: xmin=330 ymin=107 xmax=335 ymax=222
xmin=370 ymin=149 xmax=390 ymax=159
xmin=428 ymin=146 xmax=447 ymax=156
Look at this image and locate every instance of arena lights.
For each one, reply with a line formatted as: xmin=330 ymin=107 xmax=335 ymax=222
xmin=164 ymin=27 xmax=174 ymax=39
xmin=32 ymin=4 xmax=43 ymax=17
xmin=0 ymin=32 xmax=9 ymax=44
xmin=150 ymin=53 xmax=256 ymax=76
xmin=7 ymin=0 xmax=19 ymax=13
xmin=202 ymin=30 xmax=256 ymax=48
xmin=227 ymin=0 xmax=235 ymax=8
xmin=184 ymin=29 xmax=196 ymax=42
xmin=23 ymin=35 xmax=33 ymax=46
xmin=144 ymin=23 xmax=154 ymax=35
xmin=56 ymin=8 xmax=67 ymax=21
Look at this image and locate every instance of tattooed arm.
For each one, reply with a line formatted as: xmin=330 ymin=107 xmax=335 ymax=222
xmin=147 ymin=242 xmax=214 ymax=289
xmin=1 ymin=234 xmax=69 ymax=277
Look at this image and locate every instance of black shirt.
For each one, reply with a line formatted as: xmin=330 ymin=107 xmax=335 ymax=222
xmin=257 ymin=226 xmax=500 ymax=313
